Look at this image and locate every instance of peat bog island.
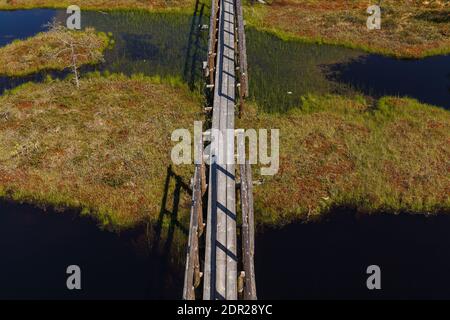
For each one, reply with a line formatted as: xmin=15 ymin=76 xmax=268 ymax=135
xmin=0 ymin=0 xmax=449 ymax=303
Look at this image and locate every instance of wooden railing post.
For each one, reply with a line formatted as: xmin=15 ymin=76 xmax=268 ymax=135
xmin=207 ymin=0 xmax=220 ymax=88
xmin=239 ymin=160 xmax=257 ymax=300
xmin=183 ymin=124 xmax=205 ymax=299
xmin=235 ymin=0 xmax=249 ymax=117
xmin=245 ymin=161 xmax=256 ymax=300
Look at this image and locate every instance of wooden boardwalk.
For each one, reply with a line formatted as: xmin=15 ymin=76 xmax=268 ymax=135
xmin=183 ymin=0 xmax=255 ymax=301
xmin=203 ymin=0 xmax=238 ymax=300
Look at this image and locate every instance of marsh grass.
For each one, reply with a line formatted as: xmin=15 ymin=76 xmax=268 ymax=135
xmin=0 ymin=74 xmax=201 ymax=229
xmin=0 ymin=74 xmax=448 ymax=230
xmin=81 ymin=10 xmax=207 ymax=92
xmin=238 ymin=94 xmax=450 ymax=225
xmin=0 ymin=0 xmax=195 ymax=11
xmin=0 ymin=27 xmax=110 ymax=77
xmin=245 ymin=0 xmax=450 ymax=58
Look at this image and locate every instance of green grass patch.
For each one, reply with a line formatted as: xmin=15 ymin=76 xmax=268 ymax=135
xmin=0 ymin=74 xmax=201 ymax=229
xmin=0 ymin=27 xmax=111 ymax=77
xmin=238 ymin=94 xmax=450 ymax=226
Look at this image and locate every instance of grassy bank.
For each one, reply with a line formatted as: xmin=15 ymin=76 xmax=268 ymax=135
xmin=0 ymin=74 xmax=448 ymax=229
xmin=245 ymin=0 xmax=450 ymax=58
xmin=0 ymin=27 xmax=110 ymax=77
xmin=239 ymin=95 xmax=450 ymax=226
xmin=0 ymin=74 xmax=200 ymax=229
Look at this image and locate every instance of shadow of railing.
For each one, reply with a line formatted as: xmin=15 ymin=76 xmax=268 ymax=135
xmin=183 ymin=0 xmax=207 ymax=91
xmin=150 ymin=165 xmax=191 ymax=295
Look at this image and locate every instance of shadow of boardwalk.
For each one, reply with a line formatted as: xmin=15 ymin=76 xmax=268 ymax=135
xmin=150 ymin=165 xmax=190 ymax=298
xmin=183 ymin=0 xmax=207 ymax=91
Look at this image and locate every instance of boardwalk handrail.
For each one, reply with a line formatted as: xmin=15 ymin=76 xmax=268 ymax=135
xmin=235 ymin=0 xmax=249 ymax=115
xmin=207 ymin=0 xmax=220 ymax=87
xmin=238 ymin=148 xmax=257 ymax=299
xmin=182 ymin=133 xmax=204 ymax=300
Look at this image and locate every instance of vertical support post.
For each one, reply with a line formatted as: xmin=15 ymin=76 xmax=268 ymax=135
xmin=237 ymin=271 xmax=245 ymax=300
xmin=245 ymin=161 xmax=256 ymax=300
xmin=235 ymin=0 xmax=249 ymax=118
xmin=207 ymin=0 xmax=220 ymax=87
xmin=198 ymin=133 xmax=205 ymax=237
xmin=183 ymin=124 xmax=205 ymax=299
xmin=239 ymin=159 xmax=257 ymax=300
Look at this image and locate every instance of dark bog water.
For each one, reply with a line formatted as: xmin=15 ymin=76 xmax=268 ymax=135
xmin=0 ymin=9 xmax=55 ymax=46
xmin=0 ymin=201 xmax=181 ymax=299
xmin=256 ymin=210 xmax=450 ymax=300
xmin=3 ymin=202 xmax=450 ymax=299
xmin=328 ymin=54 xmax=450 ymax=109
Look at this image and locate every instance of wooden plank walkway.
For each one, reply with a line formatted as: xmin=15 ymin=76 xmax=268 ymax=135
xmin=183 ymin=0 xmax=255 ymax=301
xmin=203 ymin=0 xmax=238 ymax=300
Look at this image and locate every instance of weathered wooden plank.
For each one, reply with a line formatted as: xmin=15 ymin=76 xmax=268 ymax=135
xmin=183 ymin=162 xmax=202 ymax=300
xmin=207 ymin=0 xmax=220 ymax=86
xmin=224 ymin=0 xmax=237 ymax=300
xmin=203 ymin=0 xmax=247 ymax=300
xmin=235 ymin=0 xmax=249 ymax=98
xmin=203 ymin=155 xmax=215 ymax=299
xmin=242 ymin=161 xmax=256 ymax=300
xmin=215 ymin=0 xmax=229 ymax=300
xmin=204 ymin=0 xmax=224 ymax=300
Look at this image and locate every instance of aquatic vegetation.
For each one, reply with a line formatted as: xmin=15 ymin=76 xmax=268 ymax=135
xmin=246 ymin=27 xmax=362 ymax=112
xmin=0 ymin=7 xmax=448 ymax=231
xmin=82 ymin=10 xmax=208 ymax=92
xmin=2 ymin=0 xmax=448 ymax=58
xmin=0 ymin=26 xmax=110 ymax=76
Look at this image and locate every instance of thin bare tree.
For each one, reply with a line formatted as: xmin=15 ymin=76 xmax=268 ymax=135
xmin=45 ymin=20 xmax=105 ymax=89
